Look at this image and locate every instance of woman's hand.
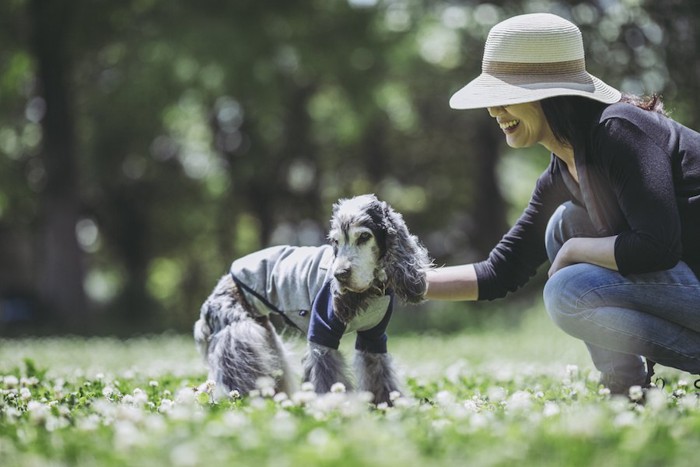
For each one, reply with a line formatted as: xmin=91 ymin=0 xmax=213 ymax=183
xmin=548 ymin=236 xmax=619 ymax=277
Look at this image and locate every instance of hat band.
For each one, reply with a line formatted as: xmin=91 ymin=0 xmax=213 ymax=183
xmin=483 ymin=58 xmax=585 ymax=76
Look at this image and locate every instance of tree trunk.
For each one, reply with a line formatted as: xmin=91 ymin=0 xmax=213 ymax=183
xmin=471 ymin=115 xmax=508 ymax=257
xmin=30 ymin=0 xmax=88 ymax=331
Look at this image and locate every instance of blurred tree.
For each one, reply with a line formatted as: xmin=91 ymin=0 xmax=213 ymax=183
xmin=29 ymin=0 xmax=89 ymax=330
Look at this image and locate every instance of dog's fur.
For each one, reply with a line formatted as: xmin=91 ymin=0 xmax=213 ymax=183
xmin=194 ymin=194 xmax=432 ymax=404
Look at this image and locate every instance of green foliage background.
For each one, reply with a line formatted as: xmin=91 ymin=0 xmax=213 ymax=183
xmin=1 ymin=0 xmax=699 ymax=335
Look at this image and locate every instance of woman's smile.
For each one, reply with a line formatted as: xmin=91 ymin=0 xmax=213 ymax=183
xmin=498 ymin=119 xmax=520 ymax=133
xmin=487 ymin=101 xmax=555 ymax=150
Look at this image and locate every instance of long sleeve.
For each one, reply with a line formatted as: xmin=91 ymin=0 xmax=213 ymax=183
xmin=474 ymin=161 xmax=570 ymax=300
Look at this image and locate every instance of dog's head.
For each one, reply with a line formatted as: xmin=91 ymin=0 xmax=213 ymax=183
xmin=328 ymin=194 xmax=432 ymax=309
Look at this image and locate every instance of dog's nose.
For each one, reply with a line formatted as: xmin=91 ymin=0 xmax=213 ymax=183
xmin=334 ymin=268 xmax=351 ymax=283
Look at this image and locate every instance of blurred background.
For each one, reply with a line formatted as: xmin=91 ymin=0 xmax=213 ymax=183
xmin=0 ymin=0 xmax=698 ymax=336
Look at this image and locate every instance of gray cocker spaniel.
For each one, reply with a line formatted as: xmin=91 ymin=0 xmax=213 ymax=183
xmin=194 ymin=194 xmax=432 ymax=405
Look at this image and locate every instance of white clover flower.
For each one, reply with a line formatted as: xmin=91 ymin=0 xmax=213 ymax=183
xmin=144 ymin=414 xmax=167 ymax=433
xmin=301 ymin=381 xmax=315 ymax=392
xmin=121 ymin=394 xmax=134 ymax=405
xmin=221 ymin=411 xmax=249 ymax=429
xmin=76 ymin=414 xmax=101 ymax=431
xmin=678 ymin=393 xmax=699 ymax=410
xmin=469 ymin=412 xmax=490 ymax=429
xmin=613 ymin=411 xmax=636 ymax=427
xmin=269 ymin=412 xmax=299 ymax=440
xmin=199 ymin=380 xmax=216 ymax=394
xmin=255 ymin=376 xmax=276 ymax=390
xmin=22 ymin=376 xmax=39 ymax=387
xmin=4 ymin=406 xmax=21 ymax=421
xmin=229 ymin=389 xmax=241 ymax=400
xmin=673 ymin=388 xmax=687 ymax=398
xmin=507 ymin=390 xmax=533 ymax=412
xmin=45 ymin=415 xmax=69 ymax=432
xmin=273 ymin=392 xmax=289 ymax=403
xmin=598 ymin=387 xmax=611 ymax=397
xmin=102 ymin=386 xmax=115 ymax=398
xmin=280 ymin=399 xmax=294 ymax=409
xmin=431 ymin=418 xmax=452 ymax=432
xmin=566 ymin=364 xmax=579 ymax=379
xmin=169 ymin=442 xmax=199 ymax=467
xmin=393 ymin=396 xmax=418 ymax=409
xmin=463 ymin=399 xmax=479 ymax=413
xmin=628 ymin=385 xmax=644 ymax=402
xmin=311 ymin=392 xmax=347 ymax=414
xmin=158 ymin=398 xmax=174 ymax=413
xmin=376 ymin=402 xmax=389 ymax=411
xmin=677 ymin=379 xmax=688 ymax=388
xmin=389 ymin=390 xmax=401 ymax=402
xmin=3 ymin=375 xmax=19 ymax=388
xmin=292 ymin=390 xmax=317 ymax=406
xmin=330 ymin=382 xmax=346 ymax=394
xmin=644 ymin=388 xmax=667 ymax=411
xmin=435 ymin=390 xmax=456 ymax=407
xmin=116 ymin=405 xmax=144 ymax=424
xmin=19 ymin=387 xmax=32 ymax=401
xmin=132 ymin=390 xmax=149 ymax=406
xmin=445 ymin=360 xmax=469 ymax=384
xmin=306 ymin=428 xmax=332 ymax=447
xmin=114 ymin=420 xmax=144 ymax=450
xmin=175 ymin=387 xmax=197 ymax=405
xmin=149 ymin=380 xmax=159 ymax=388
xmin=543 ymin=401 xmax=560 ymax=418
xmin=487 ymin=386 xmax=507 ymax=403
xmin=26 ymin=401 xmax=49 ymax=424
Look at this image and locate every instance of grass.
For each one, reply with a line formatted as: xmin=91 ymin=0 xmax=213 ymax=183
xmin=1 ymin=301 xmax=699 ymax=466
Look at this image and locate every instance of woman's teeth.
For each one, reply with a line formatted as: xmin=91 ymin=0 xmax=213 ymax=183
xmin=499 ymin=120 xmax=520 ymax=130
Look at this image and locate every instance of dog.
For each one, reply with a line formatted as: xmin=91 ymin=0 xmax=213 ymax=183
xmin=193 ymin=194 xmax=432 ymax=404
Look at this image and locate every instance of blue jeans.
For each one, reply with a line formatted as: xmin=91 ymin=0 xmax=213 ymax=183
xmin=543 ymin=202 xmax=700 ymax=386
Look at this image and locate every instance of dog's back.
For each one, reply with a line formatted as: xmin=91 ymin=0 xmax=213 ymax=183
xmin=230 ymin=245 xmax=335 ymax=333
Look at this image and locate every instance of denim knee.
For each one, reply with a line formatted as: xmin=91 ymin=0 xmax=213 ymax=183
xmin=543 ymin=263 xmax=596 ymax=332
xmin=545 ymin=202 xmax=597 ymax=264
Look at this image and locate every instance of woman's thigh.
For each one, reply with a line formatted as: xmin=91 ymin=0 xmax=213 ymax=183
xmin=544 ymin=261 xmax=700 ymax=333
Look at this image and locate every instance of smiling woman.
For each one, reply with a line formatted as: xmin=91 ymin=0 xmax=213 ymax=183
xmin=425 ymin=12 xmax=700 ymax=396
xmin=487 ymin=103 xmax=552 ymax=149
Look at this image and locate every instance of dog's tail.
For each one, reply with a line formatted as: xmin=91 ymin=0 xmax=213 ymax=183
xmin=206 ymin=317 xmax=295 ymax=398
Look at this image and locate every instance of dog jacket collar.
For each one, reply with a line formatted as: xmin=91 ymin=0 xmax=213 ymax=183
xmin=307 ymin=281 xmax=394 ymax=354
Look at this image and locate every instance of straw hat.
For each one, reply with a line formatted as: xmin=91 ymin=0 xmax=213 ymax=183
xmin=449 ymin=13 xmax=621 ymax=110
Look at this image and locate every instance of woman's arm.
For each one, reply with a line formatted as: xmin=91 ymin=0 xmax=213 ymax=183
xmin=548 ymin=236 xmax=618 ymax=277
xmin=424 ymin=264 xmax=479 ymax=301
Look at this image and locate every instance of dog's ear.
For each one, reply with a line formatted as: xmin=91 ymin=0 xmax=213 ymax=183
xmin=379 ymin=201 xmax=433 ymax=303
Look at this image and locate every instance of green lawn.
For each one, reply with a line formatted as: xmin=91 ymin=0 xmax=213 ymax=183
xmin=1 ymin=302 xmax=699 ymax=466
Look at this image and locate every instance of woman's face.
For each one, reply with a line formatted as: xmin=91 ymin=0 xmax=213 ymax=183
xmin=487 ymin=101 xmax=551 ymax=149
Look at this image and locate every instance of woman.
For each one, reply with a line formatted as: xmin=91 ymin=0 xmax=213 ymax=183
xmin=424 ymin=13 xmax=700 ymax=394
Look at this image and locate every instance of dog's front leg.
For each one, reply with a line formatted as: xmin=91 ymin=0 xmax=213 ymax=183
xmin=355 ymin=350 xmax=400 ymax=405
xmin=303 ymin=342 xmax=353 ymax=393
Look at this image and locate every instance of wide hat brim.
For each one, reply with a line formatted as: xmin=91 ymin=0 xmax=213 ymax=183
xmin=449 ymin=71 xmax=622 ymax=110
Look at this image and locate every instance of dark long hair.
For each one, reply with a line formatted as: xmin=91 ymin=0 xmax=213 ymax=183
xmin=540 ymin=94 xmax=666 ymax=147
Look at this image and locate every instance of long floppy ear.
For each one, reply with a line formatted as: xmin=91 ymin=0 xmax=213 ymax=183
xmin=379 ymin=202 xmax=433 ymax=303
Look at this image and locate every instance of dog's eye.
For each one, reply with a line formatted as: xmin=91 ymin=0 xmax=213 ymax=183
xmin=357 ymin=232 xmax=372 ymax=244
